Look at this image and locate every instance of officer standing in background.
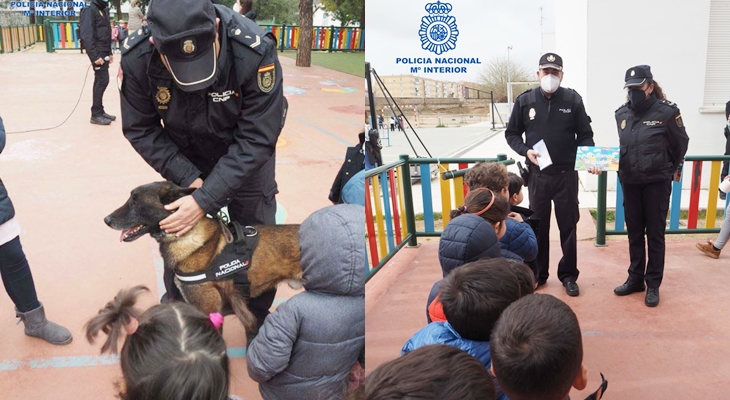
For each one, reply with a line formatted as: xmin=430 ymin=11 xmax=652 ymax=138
xmin=79 ymin=0 xmax=116 ymax=125
xmin=119 ymin=0 xmax=287 ymax=337
xmin=505 ymin=53 xmax=598 ymax=297
xmin=613 ymin=65 xmax=689 ymax=307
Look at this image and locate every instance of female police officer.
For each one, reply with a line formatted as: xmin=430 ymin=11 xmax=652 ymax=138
xmin=613 ymin=65 xmax=689 ymax=307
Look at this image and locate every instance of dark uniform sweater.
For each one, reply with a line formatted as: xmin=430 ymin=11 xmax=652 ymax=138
xmin=615 ymin=96 xmax=689 ymax=184
xmin=119 ymin=5 xmax=286 ymax=214
xmin=505 ymin=87 xmax=595 ymax=170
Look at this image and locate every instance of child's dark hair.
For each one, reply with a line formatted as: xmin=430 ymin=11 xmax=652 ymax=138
xmin=450 ymin=188 xmax=510 ymax=225
xmin=508 ymin=172 xmax=523 ymax=198
xmin=464 ymin=161 xmax=509 ymax=192
xmin=364 ymin=344 xmax=496 ymax=400
xmin=439 ymin=258 xmax=521 ymax=341
xmin=490 ymin=294 xmax=583 ymax=400
xmin=506 ymin=259 xmax=535 ymax=297
xmin=85 ymin=286 xmax=230 ymax=400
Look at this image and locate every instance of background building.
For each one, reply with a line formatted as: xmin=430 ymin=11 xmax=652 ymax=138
xmin=373 ymin=75 xmax=467 ymax=99
xmin=551 ymin=0 xmax=730 ymax=189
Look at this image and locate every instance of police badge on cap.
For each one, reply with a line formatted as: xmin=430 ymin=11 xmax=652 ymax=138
xmin=147 ymin=0 xmax=217 ymax=92
xmin=624 ymin=65 xmax=652 ymax=88
xmin=539 ymin=53 xmax=563 ymax=71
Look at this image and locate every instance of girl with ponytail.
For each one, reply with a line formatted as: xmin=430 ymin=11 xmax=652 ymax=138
xmin=85 ymin=285 xmax=239 ymax=400
xmin=450 ymin=188 xmax=510 ymax=239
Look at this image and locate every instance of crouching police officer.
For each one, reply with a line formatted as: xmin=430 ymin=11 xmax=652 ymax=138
xmin=119 ymin=0 xmax=287 ymax=334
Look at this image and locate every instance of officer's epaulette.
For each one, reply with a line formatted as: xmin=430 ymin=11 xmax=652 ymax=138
xmin=659 ymin=99 xmax=678 ymax=108
xmin=615 ymin=102 xmax=629 ymax=113
xmin=121 ymin=26 xmax=151 ymax=56
xmin=228 ymin=19 xmax=269 ymax=56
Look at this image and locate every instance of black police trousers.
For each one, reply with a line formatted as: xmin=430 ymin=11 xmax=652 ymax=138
xmin=722 ymin=134 xmax=730 ymax=180
xmin=622 ymin=179 xmax=672 ymax=289
xmin=163 ymin=192 xmax=277 ymax=330
xmin=91 ymin=62 xmax=109 ymax=117
xmin=0 ymin=236 xmax=41 ymax=313
xmin=528 ymin=167 xmax=579 ymax=284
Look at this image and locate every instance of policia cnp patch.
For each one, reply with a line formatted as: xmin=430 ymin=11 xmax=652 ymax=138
xmin=257 ymin=64 xmax=275 ymax=93
xmin=676 ymin=114 xmax=683 ymax=127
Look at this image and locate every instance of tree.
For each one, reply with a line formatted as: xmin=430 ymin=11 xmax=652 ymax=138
xmin=296 ymin=0 xmax=313 ymax=67
xmin=257 ymin=0 xmax=299 ymax=24
xmin=320 ymin=0 xmax=364 ymax=27
xmin=477 ymin=57 xmax=538 ymax=103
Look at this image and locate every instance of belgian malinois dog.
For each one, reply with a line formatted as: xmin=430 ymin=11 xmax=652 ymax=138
xmin=104 ymin=181 xmax=304 ymax=333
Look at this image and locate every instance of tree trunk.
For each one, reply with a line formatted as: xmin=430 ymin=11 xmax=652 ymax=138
xmin=296 ymin=0 xmax=313 ymax=67
xmin=360 ymin=1 xmax=365 ymax=30
xmin=113 ymin=0 xmax=122 ymax=20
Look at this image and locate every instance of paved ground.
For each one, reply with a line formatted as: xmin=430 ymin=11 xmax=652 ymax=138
xmin=366 ymin=230 xmax=730 ymax=399
xmin=0 ymin=45 xmax=362 ymax=399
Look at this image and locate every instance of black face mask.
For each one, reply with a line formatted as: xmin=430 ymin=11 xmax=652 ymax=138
xmin=628 ymin=89 xmax=647 ymax=107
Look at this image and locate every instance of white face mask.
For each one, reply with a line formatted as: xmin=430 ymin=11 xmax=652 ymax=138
xmin=540 ymin=74 xmax=561 ymax=94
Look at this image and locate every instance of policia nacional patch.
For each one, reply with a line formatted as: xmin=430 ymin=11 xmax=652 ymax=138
xmin=676 ymin=114 xmax=683 ymax=127
xmin=257 ymin=64 xmax=275 ymax=93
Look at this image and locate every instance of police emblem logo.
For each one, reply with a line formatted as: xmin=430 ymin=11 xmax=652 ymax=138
xmin=182 ymin=39 xmax=196 ymax=54
xmin=418 ymin=1 xmax=459 ymax=55
xmin=257 ymin=64 xmax=276 ymax=93
xmin=676 ymin=114 xmax=683 ymax=127
xmin=630 ymin=70 xmax=635 ymax=76
xmin=529 ymin=108 xmax=536 ymax=120
xmin=547 ymin=54 xmax=555 ymax=62
xmin=155 ymin=86 xmax=171 ymax=109
xmin=621 ymin=119 xmax=626 ymax=130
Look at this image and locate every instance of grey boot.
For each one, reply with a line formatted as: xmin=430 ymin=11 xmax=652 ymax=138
xmin=16 ymin=303 xmax=73 ymax=345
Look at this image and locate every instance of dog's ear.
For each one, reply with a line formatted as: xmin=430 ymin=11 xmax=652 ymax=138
xmin=160 ymin=187 xmax=197 ymax=205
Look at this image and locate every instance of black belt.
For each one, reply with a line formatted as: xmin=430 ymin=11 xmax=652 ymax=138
xmin=528 ymin=164 xmax=574 ymax=176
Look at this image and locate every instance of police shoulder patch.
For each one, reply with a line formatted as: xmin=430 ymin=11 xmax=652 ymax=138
xmin=121 ymin=26 xmax=151 ymax=56
xmin=257 ymin=64 xmax=276 ymax=93
xmin=676 ymin=114 xmax=684 ymax=128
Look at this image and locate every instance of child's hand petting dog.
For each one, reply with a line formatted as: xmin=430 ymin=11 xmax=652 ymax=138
xmin=161 ymin=196 xmax=206 ymax=237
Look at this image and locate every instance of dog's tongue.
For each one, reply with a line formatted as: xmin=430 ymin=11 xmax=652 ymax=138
xmin=120 ymin=228 xmax=132 ymax=242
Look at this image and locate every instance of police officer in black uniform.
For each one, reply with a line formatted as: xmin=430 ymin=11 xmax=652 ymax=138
xmin=118 ymin=0 xmax=286 ymax=333
xmin=505 ymin=53 xmax=597 ymax=297
xmin=79 ymin=0 xmax=116 ymax=125
xmin=613 ymin=65 xmax=689 ymax=307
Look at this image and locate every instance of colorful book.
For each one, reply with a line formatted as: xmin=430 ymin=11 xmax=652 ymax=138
xmin=574 ymin=146 xmax=620 ymax=171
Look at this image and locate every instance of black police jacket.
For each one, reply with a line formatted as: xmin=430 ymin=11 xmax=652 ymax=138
xmin=0 ymin=116 xmax=15 ymax=225
xmin=79 ymin=0 xmax=111 ymax=63
xmin=505 ymin=87 xmax=595 ymax=170
xmin=615 ymin=96 xmax=689 ymax=184
xmin=119 ymin=5 xmax=285 ymax=214
xmin=329 ymin=133 xmax=365 ymax=203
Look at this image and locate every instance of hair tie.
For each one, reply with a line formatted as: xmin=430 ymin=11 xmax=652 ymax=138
xmin=459 ymin=205 xmax=467 ymax=213
xmin=209 ymin=312 xmax=224 ymax=329
xmin=124 ymin=316 xmax=139 ymax=335
xmin=473 ymin=189 xmax=496 ymax=216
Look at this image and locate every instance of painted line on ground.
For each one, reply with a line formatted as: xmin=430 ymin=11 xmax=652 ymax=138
xmin=295 ymin=117 xmax=352 ymax=146
xmin=334 ymin=115 xmax=364 ymax=128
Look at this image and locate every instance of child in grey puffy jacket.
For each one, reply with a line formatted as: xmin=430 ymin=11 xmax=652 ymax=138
xmin=247 ymin=204 xmax=365 ymax=400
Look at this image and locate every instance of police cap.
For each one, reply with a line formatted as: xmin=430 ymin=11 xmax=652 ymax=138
xmin=539 ymin=53 xmax=563 ymax=71
xmin=147 ymin=0 xmax=217 ymax=92
xmin=624 ymin=65 xmax=652 ymax=88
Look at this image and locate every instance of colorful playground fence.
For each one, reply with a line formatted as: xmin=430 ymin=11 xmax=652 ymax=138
xmin=43 ymin=20 xmax=80 ymax=52
xmin=0 ymin=24 xmax=42 ymax=54
xmin=595 ymin=155 xmax=730 ymax=245
xmin=365 ymin=154 xmax=513 ymax=281
xmin=261 ymin=25 xmax=364 ymax=52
